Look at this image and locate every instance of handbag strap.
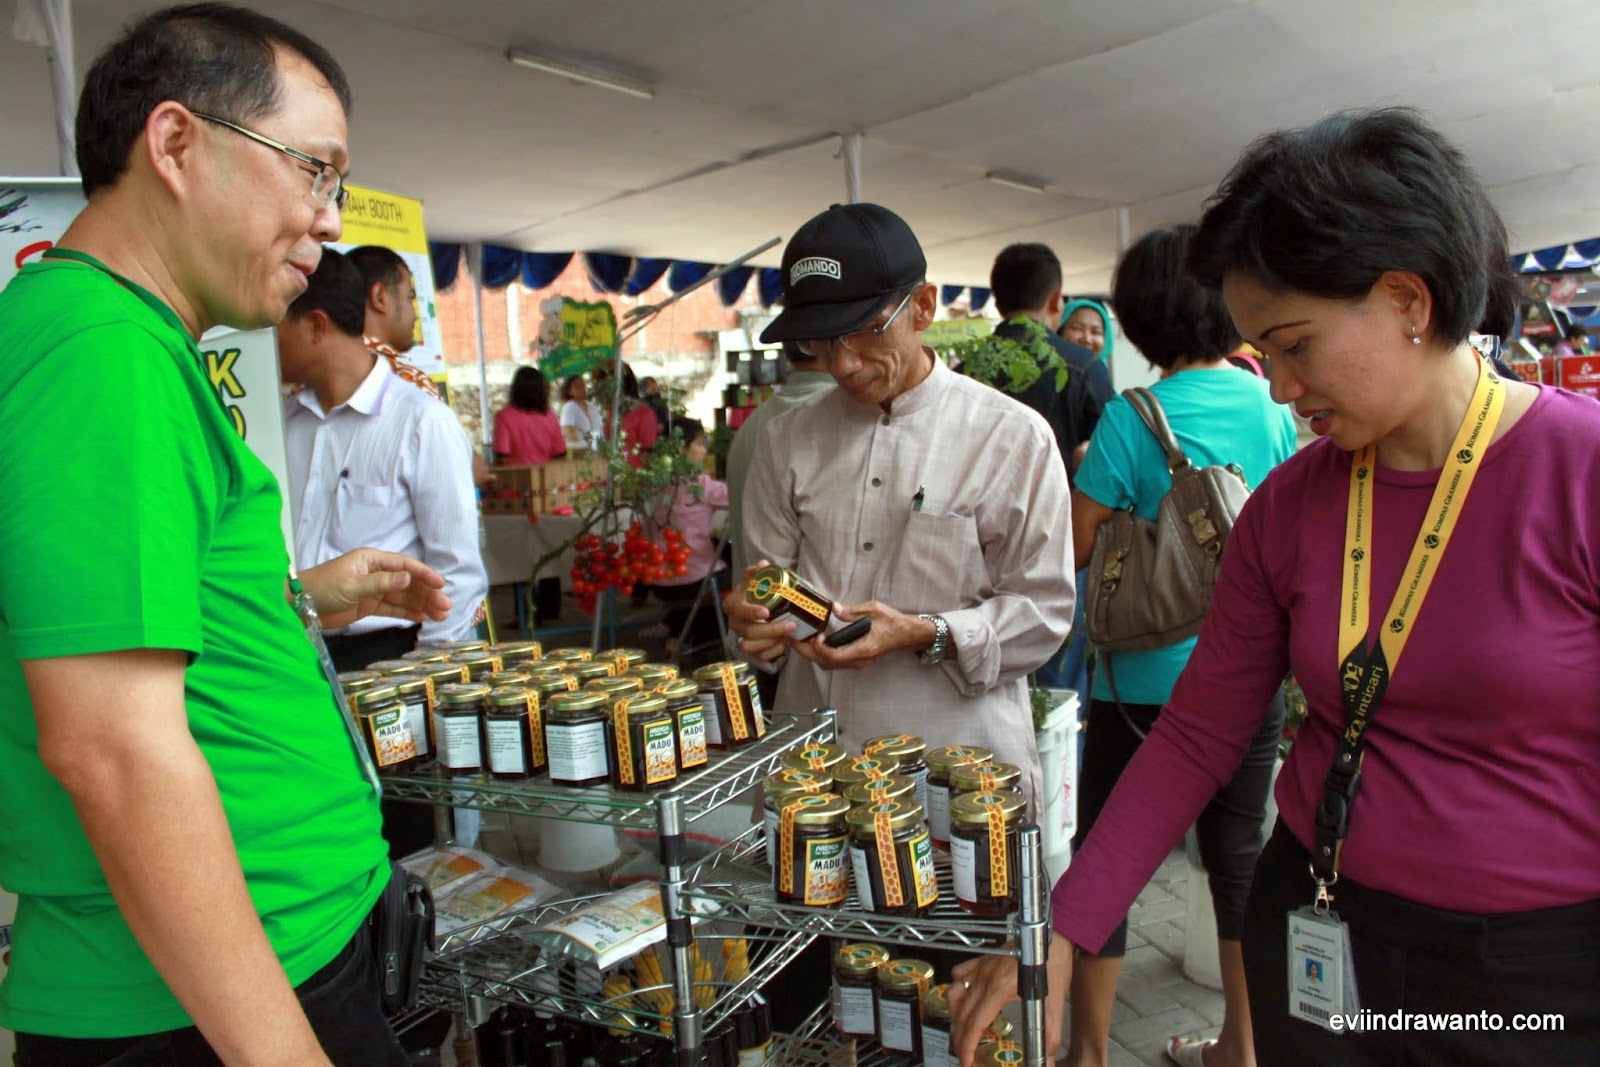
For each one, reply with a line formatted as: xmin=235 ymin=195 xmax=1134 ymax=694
xmin=1122 ymin=387 xmax=1193 ymax=474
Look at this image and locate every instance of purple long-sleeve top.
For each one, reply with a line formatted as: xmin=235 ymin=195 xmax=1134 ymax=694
xmin=1054 ymin=387 xmax=1600 ymax=952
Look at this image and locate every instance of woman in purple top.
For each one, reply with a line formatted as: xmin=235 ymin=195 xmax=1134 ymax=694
xmin=951 ymin=108 xmax=1600 ymax=1066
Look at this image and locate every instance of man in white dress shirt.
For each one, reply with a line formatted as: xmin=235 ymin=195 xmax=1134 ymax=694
xmin=726 ymin=203 xmax=1075 ymax=806
xmin=278 ymin=248 xmax=488 ymax=666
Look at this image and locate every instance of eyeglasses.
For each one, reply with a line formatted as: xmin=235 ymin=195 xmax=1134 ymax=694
xmin=796 ymin=288 xmax=915 ymax=359
xmin=193 ymin=112 xmax=349 ymax=211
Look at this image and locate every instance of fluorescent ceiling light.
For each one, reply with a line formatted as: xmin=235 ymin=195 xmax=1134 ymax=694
xmin=505 ymin=49 xmax=655 ymax=100
xmin=985 ymin=171 xmax=1046 ymax=194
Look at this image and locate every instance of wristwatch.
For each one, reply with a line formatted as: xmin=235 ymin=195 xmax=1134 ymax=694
xmin=917 ymin=614 xmax=950 ymax=665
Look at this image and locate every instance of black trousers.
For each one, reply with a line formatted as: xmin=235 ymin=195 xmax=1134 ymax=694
xmin=1074 ymin=690 xmax=1284 ymax=956
xmin=1244 ymin=822 xmax=1600 ymax=1066
xmin=14 ymin=919 xmax=409 ymax=1067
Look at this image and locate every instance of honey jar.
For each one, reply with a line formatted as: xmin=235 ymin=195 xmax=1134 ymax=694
xmin=841 ymin=774 xmax=916 ymax=810
xmin=744 ymin=565 xmax=833 ymax=641
xmin=875 ymin=958 xmax=935 ymax=1059
xmin=455 ymin=651 xmax=504 ymax=681
xmin=352 ymin=684 xmax=419 ymax=775
xmin=660 ymin=678 xmax=708 ymax=771
xmin=762 ymin=769 xmax=832 ymax=861
xmin=948 ymin=761 xmax=1023 ymax=804
xmin=600 ymin=646 xmax=648 ymax=675
xmin=693 ymin=661 xmax=765 ymax=748
xmin=544 ymin=691 xmax=610 ymax=788
xmin=950 ymin=790 xmax=1028 ymax=917
xmin=604 ymin=692 xmax=678 ymax=792
xmin=831 ymin=943 xmax=889 ymax=1038
xmin=432 ymin=683 xmax=490 ymax=773
xmin=926 ymin=745 xmax=994 ymax=848
xmin=336 ymin=670 xmax=381 ymax=696
xmin=778 ymin=742 xmax=849 ymax=777
xmin=387 ymin=671 xmax=435 ymax=761
xmin=847 ymin=799 xmax=938 ymax=916
xmin=488 ymin=640 xmax=543 ymax=665
xmin=770 ymin=793 xmax=849 ymax=906
xmin=482 ymin=686 xmax=548 ymax=780
xmin=862 ymin=734 xmax=929 ymax=812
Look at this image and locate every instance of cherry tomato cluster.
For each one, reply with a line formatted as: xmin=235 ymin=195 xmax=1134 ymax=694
xmin=569 ymin=523 xmax=693 ymax=614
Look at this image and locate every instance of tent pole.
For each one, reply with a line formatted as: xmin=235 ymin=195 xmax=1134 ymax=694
xmin=18 ymin=0 xmax=78 ymax=176
xmin=469 ymin=244 xmax=491 ymax=452
xmin=842 ymin=132 xmax=863 ymax=203
xmin=1117 ymin=206 xmax=1131 ymax=254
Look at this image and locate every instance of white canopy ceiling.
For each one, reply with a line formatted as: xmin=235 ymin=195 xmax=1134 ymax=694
xmin=5 ymin=0 xmax=1599 ymax=291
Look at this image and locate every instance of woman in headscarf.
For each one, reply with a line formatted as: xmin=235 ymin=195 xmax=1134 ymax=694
xmin=1059 ymin=297 xmax=1114 ymax=365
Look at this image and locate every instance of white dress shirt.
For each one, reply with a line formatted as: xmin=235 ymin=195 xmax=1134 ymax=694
xmin=741 ymin=354 xmax=1075 ymax=808
xmin=559 ymin=399 xmax=605 ymax=451
xmin=284 ymin=356 xmax=488 ymax=642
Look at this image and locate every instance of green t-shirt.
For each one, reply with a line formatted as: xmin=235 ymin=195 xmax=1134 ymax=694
xmin=1076 ymin=368 xmax=1297 ymax=706
xmin=0 ymin=258 xmax=387 ymax=1037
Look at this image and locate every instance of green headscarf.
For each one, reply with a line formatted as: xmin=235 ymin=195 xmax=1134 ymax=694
xmin=1058 ymin=298 xmax=1113 ymax=364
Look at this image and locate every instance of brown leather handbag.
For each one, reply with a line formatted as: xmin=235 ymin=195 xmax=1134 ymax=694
xmin=1085 ymin=387 xmax=1251 ymax=654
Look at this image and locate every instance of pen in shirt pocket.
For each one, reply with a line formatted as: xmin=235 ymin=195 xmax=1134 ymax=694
xmin=911 ymin=485 xmax=924 ymax=512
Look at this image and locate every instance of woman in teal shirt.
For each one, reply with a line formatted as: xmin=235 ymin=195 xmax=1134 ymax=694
xmin=1067 ymin=226 xmax=1296 ymax=1067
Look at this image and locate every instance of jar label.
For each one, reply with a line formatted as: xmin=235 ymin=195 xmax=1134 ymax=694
xmin=848 ymin=844 xmax=875 ymax=913
xmin=700 ymin=694 xmax=724 ymax=746
xmin=877 ymin=998 xmax=917 ymax=1053
xmin=764 ymin=806 xmax=780 ymax=864
xmin=951 ymin=832 xmax=978 ymax=903
xmin=400 ymin=695 xmax=431 ymax=759
xmin=485 ymin=717 xmax=526 ymax=775
xmin=908 ymin=765 xmax=930 ymax=813
xmin=365 ymin=706 xmax=417 ymax=768
xmin=678 ymin=707 xmax=708 ymax=768
xmin=736 ymin=1041 xmax=773 ymax=1067
xmin=439 ymin=713 xmax=482 ymax=770
xmin=746 ymin=678 xmax=766 ymax=737
xmin=832 ymin=981 xmax=875 ymax=1035
xmin=928 ymin=783 xmax=952 ymax=842
xmin=922 ymin=1021 xmax=953 ymax=1067
xmin=643 ymin=719 xmax=677 ymax=784
xmin=802 ymin=835 xmax=848 ymax=905
xmin=910 ymin=829 xmax=939 ymax=908
xmin=548 ymin=720 xmax=607 ymax=782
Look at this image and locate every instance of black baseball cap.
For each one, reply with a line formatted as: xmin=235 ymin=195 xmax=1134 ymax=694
xmin=759 ymin=202 xmax=927 ymax=344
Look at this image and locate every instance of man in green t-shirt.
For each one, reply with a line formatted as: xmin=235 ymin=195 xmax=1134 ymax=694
xmin=0 ymin=6 xmax=452 ymax=1065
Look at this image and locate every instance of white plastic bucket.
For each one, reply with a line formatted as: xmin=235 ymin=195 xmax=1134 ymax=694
xmin=537 ymin=820 xmax=622 ymax=873
xmin=1034 ymin=688 xmax=1080 ymax=885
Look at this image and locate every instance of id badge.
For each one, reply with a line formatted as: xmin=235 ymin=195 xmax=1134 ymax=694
xmin=1286 ymin=906 xmax=1360 ymax=1031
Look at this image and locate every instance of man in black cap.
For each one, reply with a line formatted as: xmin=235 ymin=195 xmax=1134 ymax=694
xmin=725 ymin=202 xmax=1074 ymax=805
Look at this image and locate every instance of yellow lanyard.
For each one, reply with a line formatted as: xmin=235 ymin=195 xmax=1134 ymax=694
xmin=1313 ymin=356 xmax=1504 ymax=896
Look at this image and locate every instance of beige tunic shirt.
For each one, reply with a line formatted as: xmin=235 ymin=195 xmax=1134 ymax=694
xmin=741 ymin=353 xmax=1075 ymax=805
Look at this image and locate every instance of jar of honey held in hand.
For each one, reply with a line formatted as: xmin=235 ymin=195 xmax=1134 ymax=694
xmin=745 ymin=565 xmax=833 ymax=640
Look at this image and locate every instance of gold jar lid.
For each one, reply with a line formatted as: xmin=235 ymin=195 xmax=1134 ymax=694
xmin=659 ymin=678 xmax=699 ymax=703
xmin=602 ymin=646 xmax=648 ymax=668
xmin=693 ymin=661 xmax=753 ymax=685
xmin=350 ymin=684 xmax=400 ymax=709
xmin=336 ymin=670 xmax=380 ymax=693
xmin=832 ymin=756 xmax=895 ymax=788
xmin=486 ymin=686 xmax=537 ymax=708
xmin=531 ymin=673 xmax=580 ymax=696
xmin=628 ymin=663 xmax=680 ymax=686
xmin=435 ymin=682 xmax=491 ymax=707
xmin=846 ymin=798 xmax=926 ymax=835
xmin=778 ymin=742 xmax=849 ymax=774
xmin=388 ymin=672 xmax=432 ymax=697
xmin=926 ymin=745 xmax=994 ymax=775
xmin=518 ymin=661 xmax=568 ymax=679
xmin=773 ymin=792 xmax=849 ymax=827
xmin=985 ymin=1017 xmax=1014 ymax=1041
xmin=976 ymin=1040 xmax=1025 ymax=1066
xmin=455 ymin=651 xmax=501 ymax=674
xmin=364 ymin=658 xmax=417 ymax=675
xmin=546 ymin=690 xmax=608 ymax=715
xmin=842 ymin=774 xmax=915 ymax=808
xmin=547 ymin=647 xmax=595 ymax=662
xmin=876 ymin=958 xmax=935 ymax=993
xmin=567 ymin=661 xmax=613 ymax=682
xmin=763 ymin=769 xmax=831 ymax=801
xmin=616 ymin=693 xmax=669 ymax=718
xmin=862 ymin=734 xmax=927 ymax=763
xmin=483 ymin=671 xmax=532 ymax=689
xmin=922 ymin=982 xmax=951 ymax=1021
xmin=426 ymin=639 xmax=489 ymax=654
xmin=951 ymin=789 xmax=1029 ymax=827
xmin=950 ymin=762 xmax=1023 ymax=795
xmin=833 ymin=942 xmax=890 ymax=978
xmin=416 ymin=661 xmax=471 ymax=685
xmin=489 ymin=641 xmax=542 ymax=661
xmin=399 ymin=648 xmax=452 ymax=664
xmin=586 ymin=676 xmax=645 ymax=698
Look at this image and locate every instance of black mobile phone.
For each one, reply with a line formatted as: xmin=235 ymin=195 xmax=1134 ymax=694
xmin=824 ymin=617 xmax=873 ymax=648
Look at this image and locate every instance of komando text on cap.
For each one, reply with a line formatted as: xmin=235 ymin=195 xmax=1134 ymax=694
xmin=760 ymin=202 xmax=927 ymax=344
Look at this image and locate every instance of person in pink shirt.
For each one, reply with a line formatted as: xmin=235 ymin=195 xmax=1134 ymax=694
xmin=614 ymin=364 xmax=661 ymax=468
xmin=952 ymin=108 xmax=1600 ymax=1066
xmin=648 ymin=420 xmax=729 ymax=656
xmin=492 ymin=366 xmax=566 ymax=466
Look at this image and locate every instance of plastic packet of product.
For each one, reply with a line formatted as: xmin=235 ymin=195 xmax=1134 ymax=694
xmin=399 ymin=845 xmax=499 ymax=893
xmin=525 ymin=881 xmax=718 ymax=971
xmin=433 ymin=866 xmax=564 ymax=938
